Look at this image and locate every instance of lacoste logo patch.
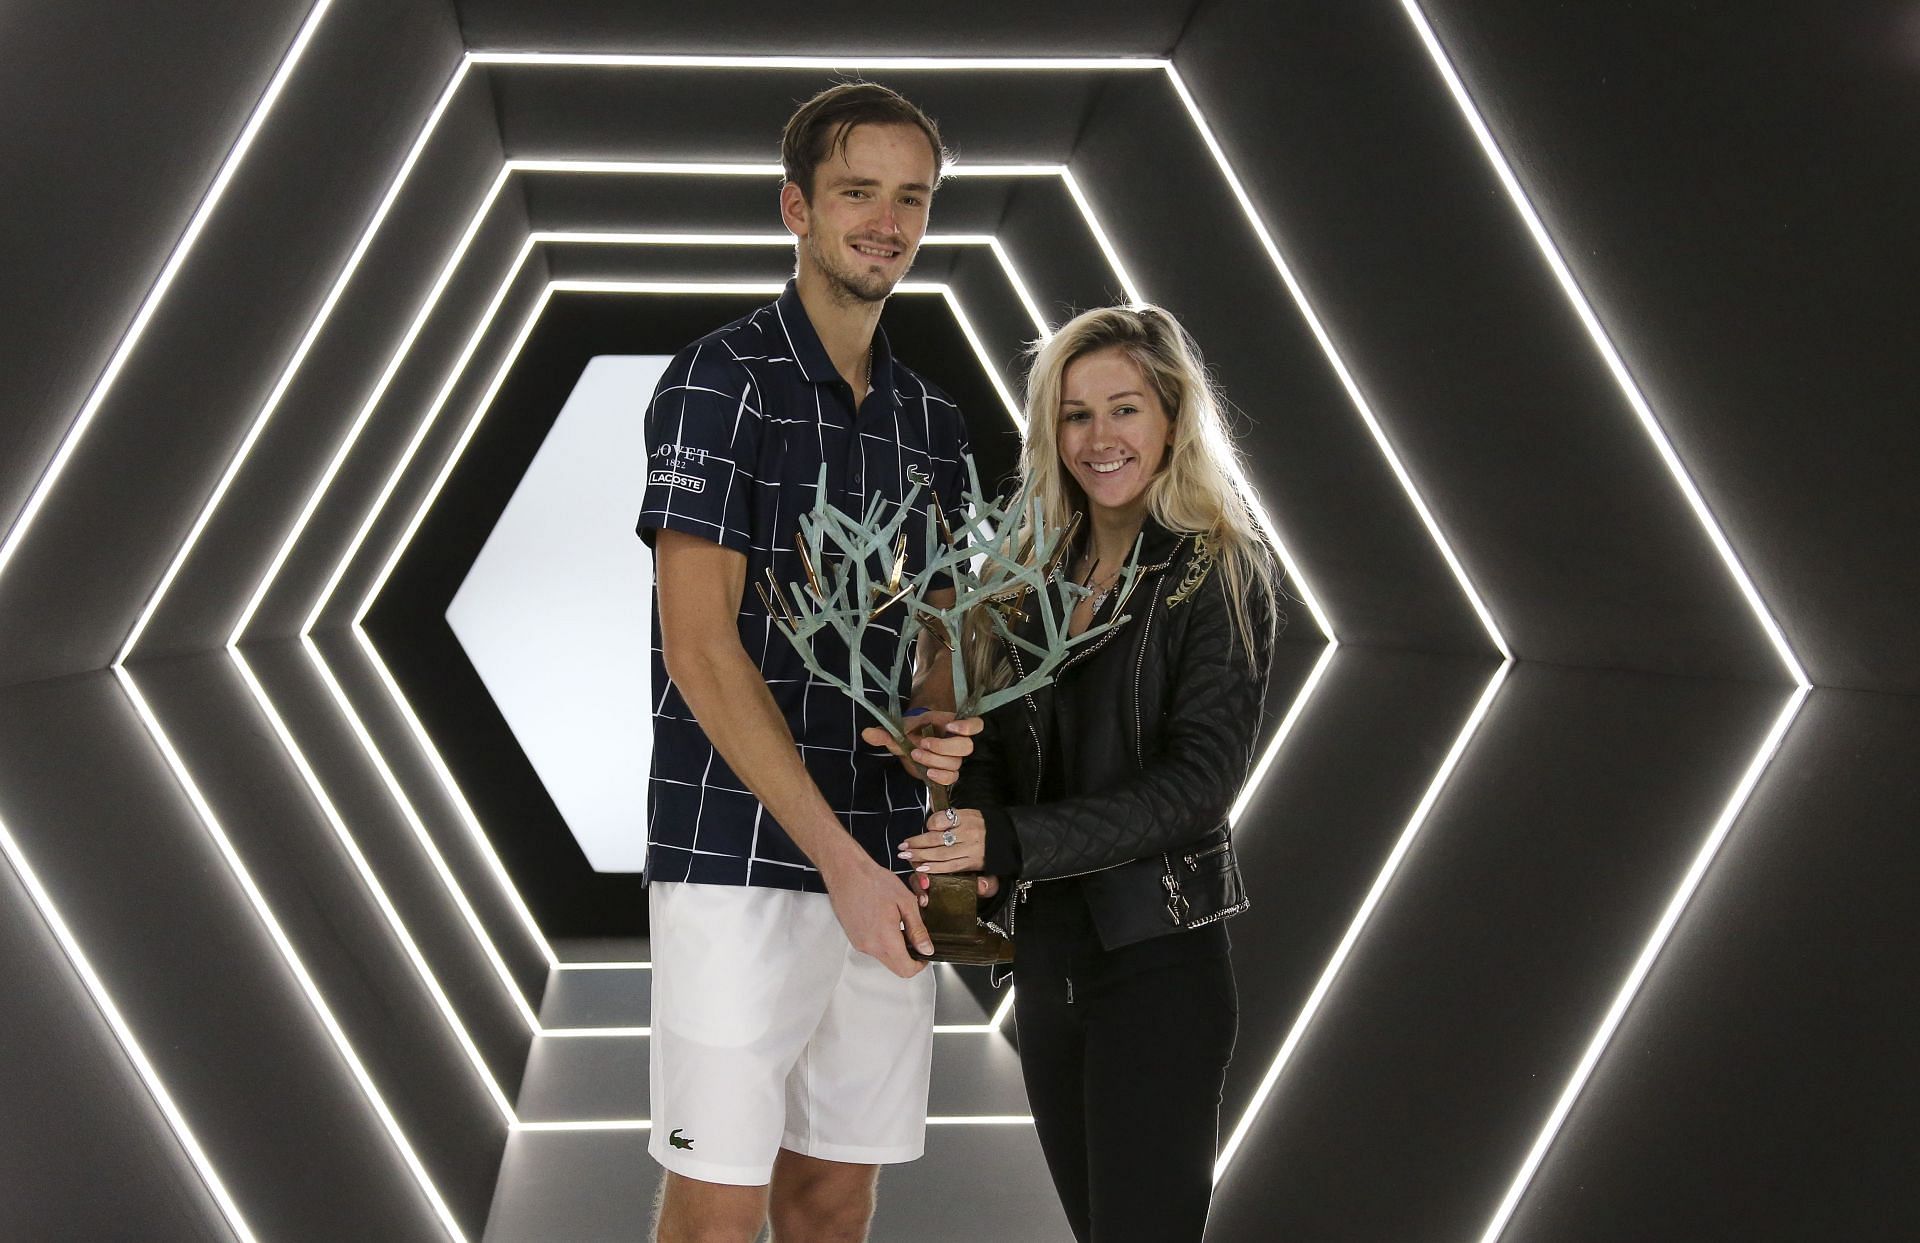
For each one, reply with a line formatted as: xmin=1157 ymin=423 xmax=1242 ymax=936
xmin=907 ymin=464 xmax=934 ymax=487
xmin=650 ymin=469 xmax=706 ymax=495
xmin=669 ymin=1128 xmax=695 ymax=1150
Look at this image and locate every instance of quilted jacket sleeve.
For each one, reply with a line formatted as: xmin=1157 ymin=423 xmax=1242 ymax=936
xmin=951 ymin=710 xmax=1024 ymax=880
xmin=1009 ymin=572 xmax=1274 ymax=880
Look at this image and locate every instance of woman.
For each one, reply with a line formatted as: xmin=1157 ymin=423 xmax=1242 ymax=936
xmin=897 ymin=305 xmax=1278 ymax=1242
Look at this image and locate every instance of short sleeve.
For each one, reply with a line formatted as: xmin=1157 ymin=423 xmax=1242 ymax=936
xmin=635 ymin=344 xmax=762 ymax=554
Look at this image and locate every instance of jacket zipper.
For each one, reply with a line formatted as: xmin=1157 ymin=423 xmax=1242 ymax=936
xmin=1183 ymin=841 xmax=1232 ymax=869
xmin=1129 ymin=593 xmax=1188 ymax=928
xmin=997 ymin=542 xmax=1184 ymax=938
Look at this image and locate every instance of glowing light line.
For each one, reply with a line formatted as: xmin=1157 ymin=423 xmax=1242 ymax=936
xmin=1477 ymin=685 xmax=1807 ymax=1239
xmin=0 ymin=814 xmax=259 ymax=1242
xmin=509 ymin=1115 xmax=1035 ymax=1134
xmin=352 ymin=618 xmax=559 ymax=971
xmin=239 ymin=170 xmax=520 ymax=647
xmin=0 ymin=0 xmax=337 ymax=595
xmin=1398 ymin=0 xmax=1804 ymax=687
xmin=1229 ymin=640 xmax=1340 ymax=826
xmin=298 ymin=634 xmax=544 ymax=1028
xmin=346 ymin=278 xmax=999 ymax=630
xmin=1162 ymin=64 xmax=1507 ymax=660
xmin=1057 ymin=168 xmax=1144 ymax=307
xmin=113 ymin=664 xmax=468 ymax=1241
xmin=1214 ymin=658 xmax=1513 ymax=1184
xmin=229 ymin=646 xmax=519 ymax=1119
xmin=469 ymin=53 xmax=1166 ymax=72
xmin=121 ymin=59 xmax=474 ymax=664
xmin=938 ymin=286 xmax=1023 ymax=430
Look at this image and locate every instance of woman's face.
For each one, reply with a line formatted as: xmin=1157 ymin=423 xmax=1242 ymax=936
xmin=1056 ymin=346 xmax=1174 ymax=526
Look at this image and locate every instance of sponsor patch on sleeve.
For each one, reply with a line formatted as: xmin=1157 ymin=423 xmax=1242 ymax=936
xmin=649 ymin=468 xmax=706 ymax=494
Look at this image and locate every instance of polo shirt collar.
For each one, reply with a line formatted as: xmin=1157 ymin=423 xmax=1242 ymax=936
xmin=775 ymin=279 xmax=898 ymax=408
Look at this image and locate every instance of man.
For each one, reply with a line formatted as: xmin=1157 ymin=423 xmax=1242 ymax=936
xmin=635 ymin=83 xmax=977 ymax=1243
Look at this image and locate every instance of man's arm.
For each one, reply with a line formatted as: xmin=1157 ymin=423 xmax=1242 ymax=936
xmin=654 ymin=528 xmax=933 ymax=976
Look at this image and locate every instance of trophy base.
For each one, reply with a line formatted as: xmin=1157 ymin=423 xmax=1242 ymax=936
xmin=910 ymin=873 xmax=1014 ymax=966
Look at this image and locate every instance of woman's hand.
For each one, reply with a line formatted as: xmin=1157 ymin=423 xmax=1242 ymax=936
xmin=898 ymin=807 xmax=988 ymax=874
xmin=861 ymin=711 xmax=980 ymax=786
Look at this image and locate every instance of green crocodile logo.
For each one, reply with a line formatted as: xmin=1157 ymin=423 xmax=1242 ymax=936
xmin=668 ymin=1128 xmax=694 ymax=1151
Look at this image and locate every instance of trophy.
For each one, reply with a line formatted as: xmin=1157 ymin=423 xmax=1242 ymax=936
xmin=757 ymin=459 xmax=1140 ymax=965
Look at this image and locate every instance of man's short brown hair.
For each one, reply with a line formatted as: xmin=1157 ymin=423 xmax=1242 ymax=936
xmin=781 ymin=82 xmax=948 ymax=200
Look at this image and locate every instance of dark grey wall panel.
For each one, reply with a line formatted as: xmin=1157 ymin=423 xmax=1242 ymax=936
xmin=454 ymin=0 xmax=1197 ymax=55
xmin=242 ymin=212 xmax=547 ymax=641
xmin=0 ymin=0 xmax=312 ymax=574
xmin=1207 ymin=663 xmax=1786 ymax=1241
xmin=486 ymin=64 xmax=1103 ymax=164
xmin=1071 ymin=74 xmax=1488 ymax=653
xmin=0 ymin=859 xmax=233 ymax=1242
xmin=133 ymin=652 xmax=509 ymax=1237
xmin=296 ymin=253 xmax=554 ymax=635
xmin=134 ymin=72 xmax=508 ymax=661
xmin=1506 ymin=687 xmax=1920 ymax=1241
xmin=1418 ymin=2 xmax=1916 ymax=691
xmin=308 ymin=627 xmax=552 ymax=1001
xmin=1175 ymin=0 xmax=1780 ymax=682
xmin=992 ymin=178 xmax=1139 ymax=325
xmin=239 ymin=637 xmax=534 ymax=1096
xmin=0 ymin=0 xmax=467 ymax=688
xmin=1220 ymin=646 xmax=1500 ymax=1133
xmin=0 ymin=672 xmax=445 ymax=1240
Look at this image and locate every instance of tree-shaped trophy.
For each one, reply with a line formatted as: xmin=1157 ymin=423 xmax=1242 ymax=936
xmin=757 ymin=461 xmax=1141 ymax=965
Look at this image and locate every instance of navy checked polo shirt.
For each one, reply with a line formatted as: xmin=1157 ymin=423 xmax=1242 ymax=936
xmin=635 ymin=281 xmax=973 ymax=892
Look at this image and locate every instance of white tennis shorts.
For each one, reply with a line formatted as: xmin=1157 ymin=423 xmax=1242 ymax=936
xmin=647 ymin=880 xmax=936 ymax=1185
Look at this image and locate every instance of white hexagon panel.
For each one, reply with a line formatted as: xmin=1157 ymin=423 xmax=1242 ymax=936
xmin=445 ymin=354 xmax=666 ymax=872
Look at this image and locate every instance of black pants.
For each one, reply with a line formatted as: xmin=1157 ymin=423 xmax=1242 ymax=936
xmin=1012 ymin=881 xmax=1238 ymax=1243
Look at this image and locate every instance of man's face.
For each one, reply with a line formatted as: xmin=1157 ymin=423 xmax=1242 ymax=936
xmin=784 ymin=122 xmax=938 ymax=304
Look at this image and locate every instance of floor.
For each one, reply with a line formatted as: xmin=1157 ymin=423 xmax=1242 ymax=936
xmin=483 ymin=940 xmax=1075 ymax=1242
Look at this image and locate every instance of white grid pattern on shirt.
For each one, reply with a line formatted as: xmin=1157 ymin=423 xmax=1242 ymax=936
xmin=637 ymin=292 xmax=972 ymax=892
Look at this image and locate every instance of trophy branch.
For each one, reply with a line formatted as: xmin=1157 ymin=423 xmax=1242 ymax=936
xmin=758 ymin=460 xmax=1142 ymax=964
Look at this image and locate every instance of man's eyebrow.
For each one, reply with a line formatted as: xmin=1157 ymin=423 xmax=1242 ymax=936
xmin=824 ymin=174 xmax=933 ymax=194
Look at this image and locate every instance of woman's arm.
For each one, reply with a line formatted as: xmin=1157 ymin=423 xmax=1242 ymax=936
xmin=1006 ymin=574 xmax=1273 ymax=880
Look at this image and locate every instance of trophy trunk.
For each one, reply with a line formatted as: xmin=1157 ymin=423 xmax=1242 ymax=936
xmin=914 ymin=780 xmax=1014 ymax=966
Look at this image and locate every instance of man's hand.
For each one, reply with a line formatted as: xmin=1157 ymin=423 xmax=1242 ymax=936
xmin=860 ymin=710 xmax=981 ymax=787
xmin=825 ymin=856 xmax=934 ymax=978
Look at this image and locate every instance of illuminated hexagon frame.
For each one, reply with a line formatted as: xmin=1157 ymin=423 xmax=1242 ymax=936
xmin=0 ymin=16 xmax=1813 ymax=1242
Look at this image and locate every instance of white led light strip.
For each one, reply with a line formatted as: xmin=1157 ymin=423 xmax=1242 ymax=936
xmin=1213 ymin=657 xmax=1511 ymax=1184
xmin=1398 ymin=1 xmax=1804 ymax=688
xmin=348 ymin=276 xmax=977 ymax=629
xmin=112 ymin=664 xmax=468 ymax=1241
xmin=228 ymin=645 xmax=520 ymax=1118
xmin=292 ymin=633 xmax=542 ymax=1032
xmin=1391 ymin=5 xmax=1815 ymax=1233
xmin=217 ymin=161 xmax=1058 ymax=652
xmin=1161 ymin=64 xmax=1507 ymax=660
xmin=1477 ymin=683 xmax=1806 ymax=1239
xmin=288 ymin=203 xmax=1048 ymax=639
xmin=510 ymin=1115 xmax=1034 ymax=1134
xmin=116 ymin=58 xmax=475 ymax=665
xmin=0 ymin=0 xmax=336 ymax=594
xmin=0 ymin=813 xmax=259 ymax=1242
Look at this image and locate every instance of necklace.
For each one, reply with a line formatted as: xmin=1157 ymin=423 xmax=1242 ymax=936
xmin=1079 ymin=555 xmax=1123 ymax=613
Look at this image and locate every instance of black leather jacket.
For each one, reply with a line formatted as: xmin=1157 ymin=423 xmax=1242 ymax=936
xmin=955 ymin=518 xmax=1276 ymax=951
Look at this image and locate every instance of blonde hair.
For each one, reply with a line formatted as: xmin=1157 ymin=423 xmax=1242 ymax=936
xmin=967 ymin=305 xmax=1280 ymax=690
